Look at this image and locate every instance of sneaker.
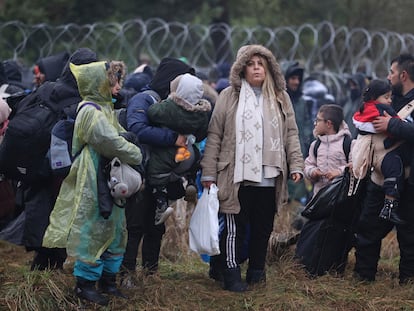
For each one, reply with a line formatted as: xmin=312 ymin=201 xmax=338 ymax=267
xmin=155 ymin=206 xmax=174 ymax=225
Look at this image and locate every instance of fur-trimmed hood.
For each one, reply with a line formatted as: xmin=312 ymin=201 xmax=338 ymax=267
xmin=167 ymin=94 xmax=211 ymax=112
xmin=229 ymin=44 xmax=286 ymax=95
xmin=107 ymin=61 xmax=126 ymax=88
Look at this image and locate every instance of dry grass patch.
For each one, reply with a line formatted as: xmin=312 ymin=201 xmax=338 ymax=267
xmin=1 ymin=200 xmax=413 ymax=311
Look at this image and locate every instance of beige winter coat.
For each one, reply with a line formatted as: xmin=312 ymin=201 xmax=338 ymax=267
xmin=200 ymin=45 xmax=304 ymax=214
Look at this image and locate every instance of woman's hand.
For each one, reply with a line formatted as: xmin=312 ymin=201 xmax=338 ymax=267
xmin=201 ymin=181 xmax=215 ymax=189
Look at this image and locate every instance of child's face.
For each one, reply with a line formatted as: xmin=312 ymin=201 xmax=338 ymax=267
xmin=313 ymin=112 xmax=329 ymax=136
xmin=376 ymin=91 xmax=392 ymax=105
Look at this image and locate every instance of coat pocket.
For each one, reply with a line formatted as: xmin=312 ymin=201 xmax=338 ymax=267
xmin=216 ymin=161 xmax=231 ymax=201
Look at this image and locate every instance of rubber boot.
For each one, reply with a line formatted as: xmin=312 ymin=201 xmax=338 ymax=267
xmin=379 ymin=198 xmax=405 ymax=225
xmin=98 ymin=273 xmax=128 ymax=299
xmin=223 ymin=267 xmax=248 ymax=292
xmin=74 ymin=277 xmax=109 ymax=306
xmin=246 ymin=269 xmax=266 ymax=285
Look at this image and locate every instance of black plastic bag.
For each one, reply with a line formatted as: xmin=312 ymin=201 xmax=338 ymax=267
xmin=302 ymin=167 xmax=356 ymax=220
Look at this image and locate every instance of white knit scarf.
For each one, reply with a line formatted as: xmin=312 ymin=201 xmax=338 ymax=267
xmin=234 ymin=79 xmax=284 ymax=183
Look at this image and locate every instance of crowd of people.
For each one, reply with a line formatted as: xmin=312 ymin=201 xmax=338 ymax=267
xmin=1 ymin=45 xmax=414 ymax=306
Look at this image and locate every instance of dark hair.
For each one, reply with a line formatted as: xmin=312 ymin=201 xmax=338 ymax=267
xmin=362 ymin=79 xmax=391 ymax=102
xmin=318 ymin=104 xmax=343 ymax=133
xmin=391 ymin=53 xmax=414 ymax=81
xmin=359 ymin=79 xmax=391 ymax=113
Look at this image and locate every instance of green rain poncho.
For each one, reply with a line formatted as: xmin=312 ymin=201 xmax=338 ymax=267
xmin=43 ymin=61 xmax=142 ymax=263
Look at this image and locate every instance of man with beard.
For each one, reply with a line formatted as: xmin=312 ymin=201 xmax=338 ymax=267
xmin=353 ymin=53 xmax=414 ymax=284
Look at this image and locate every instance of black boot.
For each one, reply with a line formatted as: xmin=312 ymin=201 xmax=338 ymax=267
xmin=75 ymin=277 xmax=109 ymax=306
xmin=153 ymin=186 xmax=173 ymax=225
xmin=48 ymin=248 xmax=67 ymax=270
xmin=223 ymin=267 xmax=248 ymax=292
xmin=246 ymin=269 xmax=266 ymax=285
xmin=379 ymin=198 xmax=405 ymax=225
xmin=98 ymin=273 xmax=128 ymax=299
xmin=209 ymin=255 xmax=224 ymax=282
xmin=31 ymin=250 xmax=49 ymax=271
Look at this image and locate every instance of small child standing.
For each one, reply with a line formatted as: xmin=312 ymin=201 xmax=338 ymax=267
xmin=352 ymin=79 xmax=405 ymax=224
xmin=146 ymin=73 xmax=212 ymax=225
xmin=304 ymin=104 xmax=351 ymax=197
xmin=296 ymin=104 xmax=353 ymax=276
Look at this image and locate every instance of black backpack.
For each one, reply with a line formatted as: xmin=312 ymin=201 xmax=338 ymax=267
xmin=0 ymin=82 xmax=62 ymax=183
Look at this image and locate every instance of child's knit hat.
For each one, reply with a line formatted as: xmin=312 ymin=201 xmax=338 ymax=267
xmin=170 ymin=73 xmax=204 ymax=105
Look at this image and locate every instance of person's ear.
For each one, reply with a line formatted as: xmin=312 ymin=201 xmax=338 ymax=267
xmin=326 ymin=120 xmax=332 ymax=128
xmin=401 ymin=70 xmax=408 ymax=82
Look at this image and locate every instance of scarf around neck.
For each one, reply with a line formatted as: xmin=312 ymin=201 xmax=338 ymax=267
xmin=234 ymin=79 xmax=284 ymax=183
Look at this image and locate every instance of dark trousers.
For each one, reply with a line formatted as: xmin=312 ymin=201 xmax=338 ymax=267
xmin=217 ymin=185 xmax=276 ymax=271
xmin=121 ymin=187 xmax=165 ymax=272
xmin=381 ymin=149 xmax=404 ymax=198
xmin=354 ymin=179 xmax=414 ymax=282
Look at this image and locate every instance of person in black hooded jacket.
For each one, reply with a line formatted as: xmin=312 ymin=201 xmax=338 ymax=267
xmin=32 ymin=51 xmax=70 ymax=90
xmin=120 ymin=58 xmax=196 ymax=285
xmin=22 ymin=48 xmax=98 ymax=271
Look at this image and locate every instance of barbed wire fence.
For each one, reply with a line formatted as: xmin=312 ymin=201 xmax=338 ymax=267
xmin=1 ymin=18 xmax=414 ymax=99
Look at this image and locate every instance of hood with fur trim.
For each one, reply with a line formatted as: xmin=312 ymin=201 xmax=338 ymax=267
xmin=229 ymin=44 xmax=286 ymax=95
xmin=107 ymin=61 xmax=126 ymax=88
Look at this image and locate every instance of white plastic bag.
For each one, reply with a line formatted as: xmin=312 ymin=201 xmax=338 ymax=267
xmin=189 ymin=184 xmax=220 ymax=256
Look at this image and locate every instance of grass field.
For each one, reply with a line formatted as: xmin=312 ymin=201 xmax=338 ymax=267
xmin=1 ymin=200 xmax=413 ymax=311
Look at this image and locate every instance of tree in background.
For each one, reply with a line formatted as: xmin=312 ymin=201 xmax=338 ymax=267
xmin=1 ymin=0 xmax=414 ymax=35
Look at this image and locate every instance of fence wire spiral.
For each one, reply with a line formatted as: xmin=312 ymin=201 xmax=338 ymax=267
xmin=1 ymin=18 xmax=414 ymax=99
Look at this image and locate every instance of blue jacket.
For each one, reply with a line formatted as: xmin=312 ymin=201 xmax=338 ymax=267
xmin=126 ymin=89 xmax=178 ymax=147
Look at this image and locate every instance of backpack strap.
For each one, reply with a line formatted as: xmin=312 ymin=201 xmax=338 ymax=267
xmin=313 ymin=134 xmax=352 ymax=163
xmin=77 ymin=101 xmax=101 ymax=114
xmin=72 ymin=102 xmax=102 ymax=159
xmin=313 ymin=138 xmax=321 ymax=159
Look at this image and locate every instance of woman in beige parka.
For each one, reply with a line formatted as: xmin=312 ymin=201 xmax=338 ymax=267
xmin=201 ymin=44 xmax=304 ymax=292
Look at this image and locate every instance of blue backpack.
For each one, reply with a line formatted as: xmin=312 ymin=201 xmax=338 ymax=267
xmin=49 ymin=102 xmax=101 ymax=176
